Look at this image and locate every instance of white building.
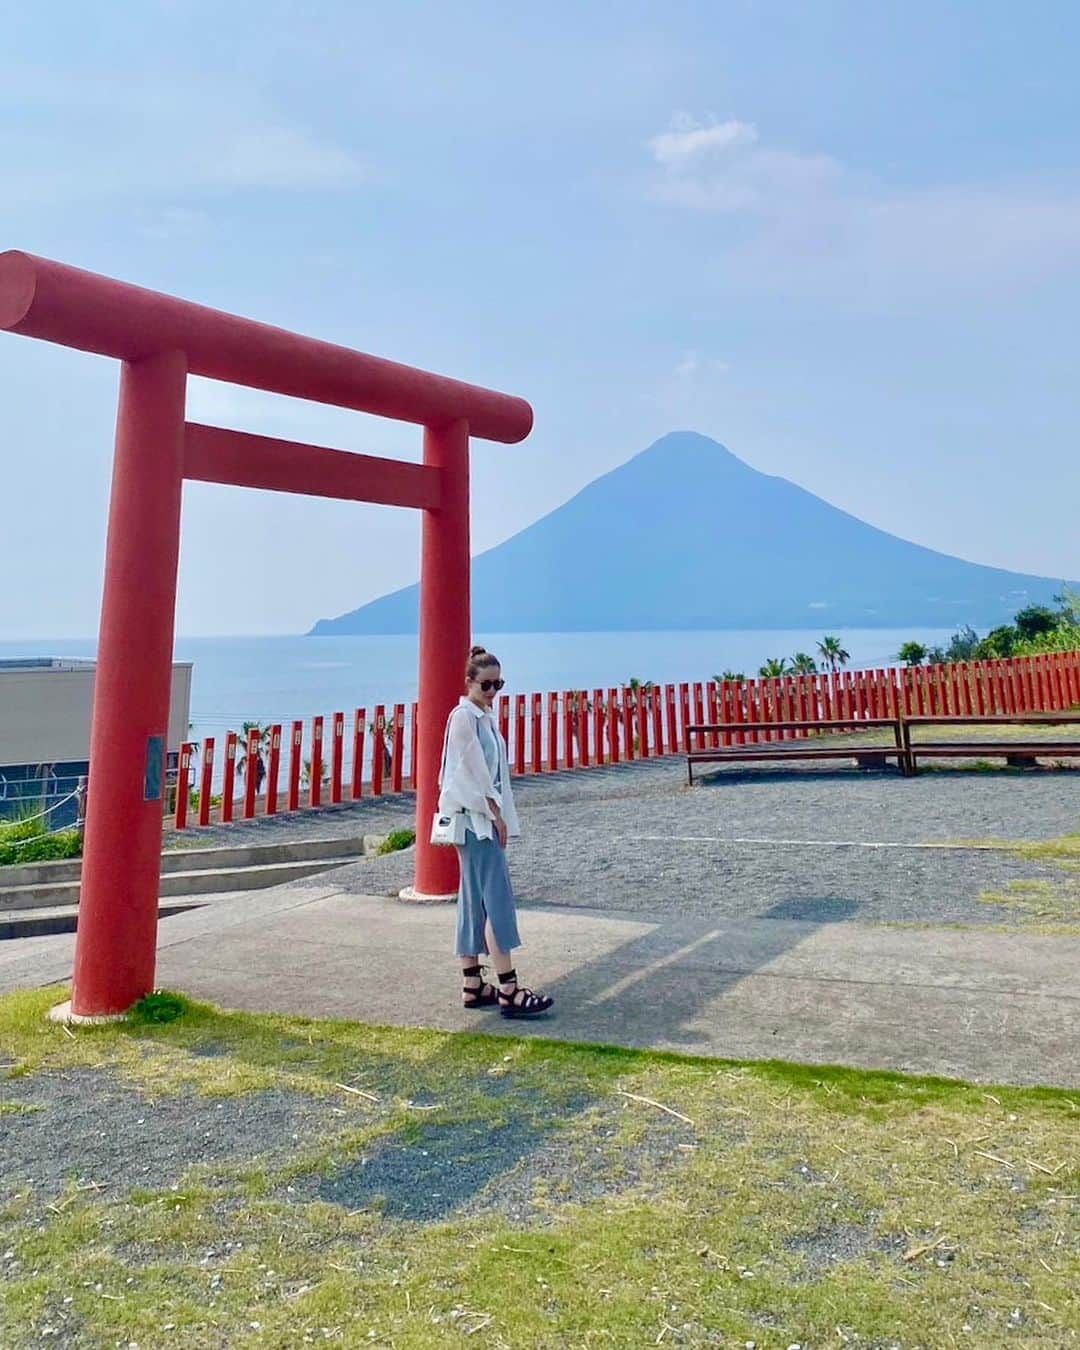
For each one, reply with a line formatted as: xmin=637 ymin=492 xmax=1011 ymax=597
xmin=0 ymin=657 xmax=193 ymax=822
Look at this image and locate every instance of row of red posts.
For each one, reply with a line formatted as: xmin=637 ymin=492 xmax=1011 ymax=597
xmin=171 ymin=650 xmax=1080 ymax=830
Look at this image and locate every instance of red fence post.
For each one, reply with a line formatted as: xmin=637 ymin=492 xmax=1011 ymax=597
xmin=221 ymin=731 xmax=237 ymax=823
xmin=637 ymin=689 xmax=650 ymax=758
xmin=651 ymin=684 xmax=664 ymax=754
xmin=351 ymin=708 xmax=366 ymax=799
xmin=390 ymin=704 xmax=405 ymax=794
xmin=608 ymin=688 xmax=621 ymax=763
xmin=331 ymin=712 xmax=345 ymax=803
xmin=409 ymin=701 xmax=419 ymax=789
xmin=730 ymin=679 xmax=746 ymax=744
xmin=531 ymin=692 xmax=543 ymax=774
xmin=243 ymin=727 xmax=259 ymax=819
xmin=288 ymin=720 xmax=302 ymax=810
xmin=593 ymin=688 xmax=606 ymax=765
xmin=174 ymin=743 xmax=192 ymax=830
xmin=309 ymin=715 xmax=324 ymax=807
xmin=498 ymin=695 xmax=510 ymax=754
xmin=563 ymin=693 xmax=576 ymax=770
xmin=664 ymin=684 xmax=677 ymax=753
xmin=692 ymin=682 xmax=705 ymax=735
xmin=372 ymin=706 xmax=385 ymax=796
xmin=677 ymin=683 xmax=690 ymax=750
xmin=974 ymin=662 xmax=989 ymax=716
xmin=546 ymin=692 xmax=559 ymax=771
xmin=705 ymin=681 xmax=719 ymax=747
xmin=622 ymin=687 xmax=635 ymax=760
xmin=1017 ymin=659 xmax=1032 ymax=712
xmin=1059 ymin=652 xmax=1078 ymax=707
xmin=745 ymin=679 xmax=761 ymax=742
xmin=266 ymin=725 xmax=281 ymax=815
xmin=514 ymin=694 xmax=526 ymax=775
xmin=198 ymin=737 xmax=214 ymax=827
xmin=778 ymin=676 xmax=793 ymax=738
xmin=578 ymin=692 xmax=591 ymax=767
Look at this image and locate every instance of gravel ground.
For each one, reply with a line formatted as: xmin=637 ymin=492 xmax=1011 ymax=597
xmin=162 ymin=795 xmax=415 ymax=850
xmin=287 ymin=1095 xmax=704 ymax=1226
xmin=0 ymin=1069 xmax=325 ymax=1203
xmin=305 ymin=758 xmax=1080 ymax=928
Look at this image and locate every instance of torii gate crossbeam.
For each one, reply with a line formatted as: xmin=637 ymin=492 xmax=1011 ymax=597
xmin=0 ymin=250 xmax=532 ymax=1018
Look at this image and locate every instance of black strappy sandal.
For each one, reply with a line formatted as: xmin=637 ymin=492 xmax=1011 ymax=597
xmin=461 ymin=964 xmax=498 ymax=1009
xmin=497 ymin=969 xmax=554 ymax=1019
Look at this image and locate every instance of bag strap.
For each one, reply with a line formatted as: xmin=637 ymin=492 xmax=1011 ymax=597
xmin=438 ymin=705 xmax=484 ymax=792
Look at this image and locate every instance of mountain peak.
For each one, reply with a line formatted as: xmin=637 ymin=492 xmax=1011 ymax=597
xmin=629 ymin=429 xmax=746 ymax=472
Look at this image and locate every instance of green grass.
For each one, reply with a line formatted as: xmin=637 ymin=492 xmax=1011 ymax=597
xmin=933 ymin=827 xmax=1080 ymax=933
xmin=377 ymin=827 xmax=416 ymax=856
xmin=1 ymin=987 xmax=1078 ymax=1348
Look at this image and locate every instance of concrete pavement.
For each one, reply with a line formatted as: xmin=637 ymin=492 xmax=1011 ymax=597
xmin=3 ymin=879 xmax=1078 ymax=1088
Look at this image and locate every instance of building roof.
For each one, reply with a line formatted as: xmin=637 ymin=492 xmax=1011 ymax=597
xmin=0 ymin=657 xmax=97 ymax=673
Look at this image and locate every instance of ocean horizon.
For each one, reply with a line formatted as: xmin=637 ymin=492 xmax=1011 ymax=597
xmin=0 ymin=627 xmax=957 ymax=747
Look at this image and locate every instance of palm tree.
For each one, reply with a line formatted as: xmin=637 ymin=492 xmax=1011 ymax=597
xmin=714 ymin=671 xmax=746 ymax=684
xmin=790 ymin=652 xmax=818 ymax=674
xmin=816 ymin=635 xmax=850 ymax=673
xmin=896 ymin=641 xmax=928 ymax=667
xmin=758 ymin=657 xmax=789 ymax=679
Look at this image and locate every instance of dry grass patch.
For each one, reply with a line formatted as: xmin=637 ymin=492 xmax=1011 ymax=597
xmin=1 ymin=989 xmax=1077 ymax=1348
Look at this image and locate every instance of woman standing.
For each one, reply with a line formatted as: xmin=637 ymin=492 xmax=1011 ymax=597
xmin=438 ymin=646 xmax=553 ymax=1019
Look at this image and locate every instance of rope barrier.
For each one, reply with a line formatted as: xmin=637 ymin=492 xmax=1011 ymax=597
xmin=0 ymin=787 xmax=81 ymax=826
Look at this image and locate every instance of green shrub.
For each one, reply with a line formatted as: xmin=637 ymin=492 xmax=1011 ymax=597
xmin=377 ymin=827 xmax=416 ymax=855
xmin=0 ymin=816 xmax=44 ymax=845
xmin=1013 ymin=624 xmax=1080 ymax=657
xmin=0 ymin=826 xmax=82 ymax=867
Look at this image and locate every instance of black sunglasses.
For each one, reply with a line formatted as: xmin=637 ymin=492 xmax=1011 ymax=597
xmin=477 ymin=678 xmax=505 ymax=693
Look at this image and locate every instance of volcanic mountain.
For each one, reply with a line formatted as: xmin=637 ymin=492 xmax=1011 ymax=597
xmin=309 ymin=431 xmax=1069 ymax=634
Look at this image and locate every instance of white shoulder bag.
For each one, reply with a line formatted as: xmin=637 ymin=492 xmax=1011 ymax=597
xmin=429 ymin=712 xmax=478 ymax=847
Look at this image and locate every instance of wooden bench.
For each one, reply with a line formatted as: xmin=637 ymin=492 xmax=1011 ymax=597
xmin=686 ymin=718 xmax=908 ymax=784
xmin=902 ymin=713 xmax=1080 ymax=773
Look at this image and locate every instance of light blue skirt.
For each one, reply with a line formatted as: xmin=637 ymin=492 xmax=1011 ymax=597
xmin=454 ymin=829 xmax=521 ymax=957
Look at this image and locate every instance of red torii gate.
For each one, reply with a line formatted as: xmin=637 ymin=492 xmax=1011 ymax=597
xmin=0 ymin=250 xmax=532 ymax=1019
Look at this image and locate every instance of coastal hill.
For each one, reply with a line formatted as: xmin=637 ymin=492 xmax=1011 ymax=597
xmin=310 ymin=431 xmax=1071 ymax=635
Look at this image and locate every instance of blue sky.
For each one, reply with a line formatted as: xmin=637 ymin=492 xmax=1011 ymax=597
xmin=2 ymin=0 xmax=1079 ymax=637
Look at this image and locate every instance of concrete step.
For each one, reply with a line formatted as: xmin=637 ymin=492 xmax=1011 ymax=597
xmin=0 ymin=896 xmax=209 ymax=942
xmin=0 ymin=854 xmax=365 ymax=914
xmin=0 ymin=834 xmax=376 ymax=891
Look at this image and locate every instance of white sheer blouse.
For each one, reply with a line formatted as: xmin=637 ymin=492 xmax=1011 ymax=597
xmin=438 ymin=697 xmax=521 ymax=841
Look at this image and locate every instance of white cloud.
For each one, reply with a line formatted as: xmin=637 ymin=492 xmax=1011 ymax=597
xmin=647 ymin=115 xmax=840 ymax=215
xmin=644 ymin=114 xmax=1080 ymax=296
xmin=647 ymin=115 xmax=758 ymax=168
xmin=0 ymin=73 xmax=362 ymax=205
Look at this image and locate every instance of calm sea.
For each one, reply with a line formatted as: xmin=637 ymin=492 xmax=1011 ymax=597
xmin=0 ymin=628 xmax=954 ymax=746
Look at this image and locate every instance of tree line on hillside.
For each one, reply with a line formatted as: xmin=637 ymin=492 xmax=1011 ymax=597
xmin=895 ymin=588 xmax=1080 ymax=667
xmin=712 ymin=593 xmax=1080 ymax=685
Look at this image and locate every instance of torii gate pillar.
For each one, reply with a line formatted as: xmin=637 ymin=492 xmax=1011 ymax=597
xmin=410 ymin=418 xmax=471 ymax=901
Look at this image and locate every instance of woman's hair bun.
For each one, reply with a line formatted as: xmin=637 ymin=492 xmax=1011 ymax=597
xmin=469 ymin=645 xmax=488 ymax=659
